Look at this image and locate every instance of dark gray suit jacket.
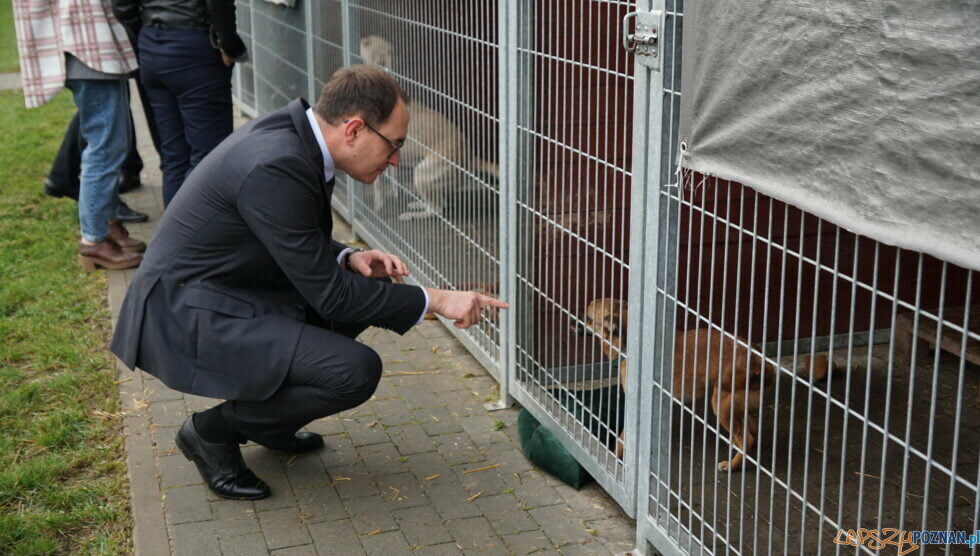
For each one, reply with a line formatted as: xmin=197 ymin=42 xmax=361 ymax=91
xmin=110 ymin=99 xmax=425 ymax=400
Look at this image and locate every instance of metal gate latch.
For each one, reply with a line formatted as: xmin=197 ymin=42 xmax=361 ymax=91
xmin=623 ymin=11 xmax=662 ymax=70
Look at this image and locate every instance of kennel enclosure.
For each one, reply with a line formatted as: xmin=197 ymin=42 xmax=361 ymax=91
xmin=234 ymin=1 xmax=980 ymax=553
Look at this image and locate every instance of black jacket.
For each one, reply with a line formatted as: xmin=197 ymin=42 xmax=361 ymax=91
xmin=110 ymin=99 xmax=426 ymax=400
xmin=112 ymin=0 xmax=246 ymax=58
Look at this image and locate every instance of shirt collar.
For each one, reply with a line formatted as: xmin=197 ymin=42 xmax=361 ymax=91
xmin=305 ymin=107 xmax=335 ymax=182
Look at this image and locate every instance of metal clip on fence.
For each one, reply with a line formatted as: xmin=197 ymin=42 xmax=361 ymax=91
xmin=623 ymin=11 xmax=662 ymax=69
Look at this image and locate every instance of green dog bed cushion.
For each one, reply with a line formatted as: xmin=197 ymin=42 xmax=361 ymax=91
xmin=517 ymin=386 xmax=626 ymax=489
xmin=517 ymin=408 xmax=591 ymax=489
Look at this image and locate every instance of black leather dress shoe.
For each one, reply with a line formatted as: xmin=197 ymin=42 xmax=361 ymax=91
xmin=43 ymin=178 xmax=78 ymax=200
xmin=261 ymin=431 xmax=324 ymax=455
xmin=115 ymin=199 xmax=149 ymax=223
xmin=176 ymin=417 xmax=271 ymax=500
xmin=117 ymin=172 xmax=142 ymax=194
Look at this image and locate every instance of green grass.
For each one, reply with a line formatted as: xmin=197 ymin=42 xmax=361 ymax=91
xmin=0 ymin=0 xmax=18 ymax=73
xmin=0 ymin=90 xmax=131 ymax=554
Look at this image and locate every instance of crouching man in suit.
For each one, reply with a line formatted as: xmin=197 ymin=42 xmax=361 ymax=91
xmin=110 ymin=65 xmax=508 ymax=500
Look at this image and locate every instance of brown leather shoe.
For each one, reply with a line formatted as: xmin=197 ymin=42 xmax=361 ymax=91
xmin=107 ymin=219 xmax=146 ymax=253
xmin=78 ymin=240 xmax=142 ymax=271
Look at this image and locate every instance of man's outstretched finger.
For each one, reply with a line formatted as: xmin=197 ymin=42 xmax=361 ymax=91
xmin=478 ymin=294 xmax=510 ymax=309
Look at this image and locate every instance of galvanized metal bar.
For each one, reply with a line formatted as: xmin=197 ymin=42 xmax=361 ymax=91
xmin=852 ymin=241 xmax=881 ymax=549
xmin=826 ymin=230 xmax=852 ymax=556
xmin=766 ymin=198 xmax=791 ymax=556
xmin=776 ymin=211 xmax=808 ymax=556
xmin=896 ymin=253 xmax=926 ymax=537
xmin=303 ymin=0 xmax=315 ymax=104
xmin=875 ymin=248 xmax=904 ymax=538
xmin=249 ymin=0 xmax=258 ymax=113
xmin=920 ymin=261 xmax=949 ymax=531
xmin=800 ymin=222 xmax=825 ymax=556
xmin=751 ymin=192 xmax=776 ymax=555
xmin=492 ymin=0 xmax=517 ymax=411
xmin=626 ymin=0 xmax=663 ymax=527
xmin=340 ymin=0 xmax=355 ymax=233
xmin=735 ymin=183 xmax=756 ymax=553
xmin=946 ymin=273 xmax=973 ymax=541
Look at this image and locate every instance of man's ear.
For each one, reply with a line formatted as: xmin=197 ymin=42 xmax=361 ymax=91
xmin=342 ymin=117 xmax=363 ymax=146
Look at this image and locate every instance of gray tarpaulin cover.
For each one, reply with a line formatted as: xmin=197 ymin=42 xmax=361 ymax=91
xmin=678 ymin=1 xmax=980 ymax=271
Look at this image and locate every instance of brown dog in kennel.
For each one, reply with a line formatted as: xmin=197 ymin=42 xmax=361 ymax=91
xmin=581 ymin=298 xmax=831 ymax=472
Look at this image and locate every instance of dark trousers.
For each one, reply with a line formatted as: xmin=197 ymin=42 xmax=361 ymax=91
xmin=47 ymin=75 xmax=160 ymax=200
xmin=215 ymin=318 xmax=382 ymax=449
xmin=138 ymin=26 xmax=234 ymax=207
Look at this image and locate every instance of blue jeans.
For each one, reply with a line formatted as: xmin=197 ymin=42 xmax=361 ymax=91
xmin=65 ymin=78 xmax=131 ymax=243
xmin=138 ymin=27 xmax=233 ymax=207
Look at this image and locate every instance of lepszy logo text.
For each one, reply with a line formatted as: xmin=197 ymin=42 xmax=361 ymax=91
xmin=834 ymin=529 xmax=980 ymax=555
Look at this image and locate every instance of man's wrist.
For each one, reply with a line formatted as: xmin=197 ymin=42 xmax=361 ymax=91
xmin=343 ymin=248 xmax=364 ymax=271
xmin=424 ymin=288 xmax=442 ymax=314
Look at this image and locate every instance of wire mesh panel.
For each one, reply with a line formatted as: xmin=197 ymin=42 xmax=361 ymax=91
xmin=250 ymin=0 xmax=309 ymax=115
xmin=509 ymin=0 xmax=638 ymax=508
xmin=644 ymin=170 xmax=980 ymax=555
xmin=347 ymin=0 xmax=503 ymax=371
xmin=637 ymin=2 xmax=980 ymax=553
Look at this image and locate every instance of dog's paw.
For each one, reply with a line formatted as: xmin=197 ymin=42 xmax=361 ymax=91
xmin=717 ymin=460 xmax=736 ymax=473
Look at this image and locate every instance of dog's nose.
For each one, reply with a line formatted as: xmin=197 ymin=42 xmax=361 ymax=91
xmin=573 ymin=322 xmax=587 ymax=336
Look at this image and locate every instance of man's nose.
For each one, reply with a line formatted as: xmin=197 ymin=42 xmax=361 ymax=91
xmin=388 ymin=151 xmax=400 ymax=167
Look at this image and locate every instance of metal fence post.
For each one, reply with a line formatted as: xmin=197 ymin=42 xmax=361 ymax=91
xmin=304 ymin=0 xmax=315 ymax=103
xmin=488 ymin=0 xmax=518 ymax=412
xmin=633 ymin=0 xmax=686 ymax=553
xmin=249 ymin=0 xmax=258 ymax=114
xmin=340 ymin=0 xmax=357 ymax=239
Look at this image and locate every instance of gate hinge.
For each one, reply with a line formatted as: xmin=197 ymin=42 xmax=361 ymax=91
xmin=623 ymin=11 xmax=662 ymax=70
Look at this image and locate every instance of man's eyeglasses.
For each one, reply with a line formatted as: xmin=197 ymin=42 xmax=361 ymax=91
xmin=344 ymin=119 xmax=403 ymax=159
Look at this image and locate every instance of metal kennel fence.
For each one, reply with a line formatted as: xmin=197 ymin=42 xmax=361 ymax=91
xmin=233 ymin=1 xmax=980 ymax=554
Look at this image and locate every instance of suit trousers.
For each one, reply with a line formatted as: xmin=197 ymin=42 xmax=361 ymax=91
xmin=216 ymin=318 xmax=383 ymax=449
xmin=138 ymin=26 xmax=234 ymax=207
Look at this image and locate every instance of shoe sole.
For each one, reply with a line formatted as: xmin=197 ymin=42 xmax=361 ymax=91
xmin=175 ymin=430 xmax=270 ymax=501
xmin=78 ymin=254 xmax=142 ymax=271
xmin=115 ymin=214 xmax=149 ymax=223
xmin=113 ymin=242 xmax=147 ymax=254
